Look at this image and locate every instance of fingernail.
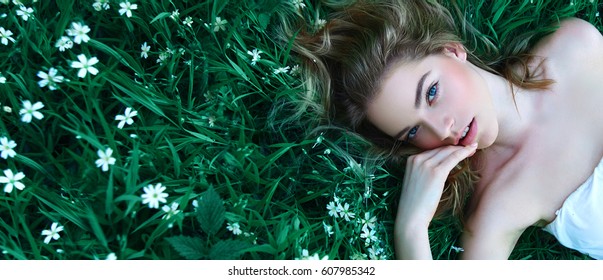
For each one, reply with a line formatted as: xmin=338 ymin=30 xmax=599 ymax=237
xmin=470 ymin=143 xmax=478 ymax=148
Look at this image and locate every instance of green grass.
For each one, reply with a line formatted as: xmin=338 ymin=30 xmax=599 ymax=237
xmin=0 ymin=0 xmax=600 ymax=260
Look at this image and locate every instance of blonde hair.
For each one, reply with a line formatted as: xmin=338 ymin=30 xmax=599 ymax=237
xmin=283 ymin=0 xmax=553 ymax=220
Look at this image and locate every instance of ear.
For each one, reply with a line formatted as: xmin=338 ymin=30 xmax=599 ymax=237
xmin=442 ymin=42 xmax=467 ymax=62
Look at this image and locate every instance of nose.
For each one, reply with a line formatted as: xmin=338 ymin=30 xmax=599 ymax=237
xmin=424 ymin=113 xmax=456 ymax=144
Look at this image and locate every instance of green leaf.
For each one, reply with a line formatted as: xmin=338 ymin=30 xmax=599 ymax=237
xmin=196 ymin=187 xmax=225 ymax=236
xmin=257 ymin=13 xmax=271 ymax=31
xmin=165 ymin=235 xmax=207 ymax=260
xmin=208 ymin=240 xmax=250 ymax=260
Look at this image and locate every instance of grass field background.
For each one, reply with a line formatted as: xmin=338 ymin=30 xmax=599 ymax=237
xmin=0 ymin=0 xmax=601 ymax=260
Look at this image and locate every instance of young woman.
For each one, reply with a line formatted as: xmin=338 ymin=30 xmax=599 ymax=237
xmin=287 ymin=0 xmax=603 ymax=259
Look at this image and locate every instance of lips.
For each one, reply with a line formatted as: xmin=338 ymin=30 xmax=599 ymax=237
xmin=459 ymin=118 xmax=477 ymax=146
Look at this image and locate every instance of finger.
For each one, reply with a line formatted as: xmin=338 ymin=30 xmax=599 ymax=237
xmin=436 ymin=144 xmax=478 ymax=171
xmin=421 ymin=144 xmax=475 ymax=164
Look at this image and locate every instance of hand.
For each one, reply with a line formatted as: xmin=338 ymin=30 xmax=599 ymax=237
xmin=396 ymin=143 xmax=477 ymax=230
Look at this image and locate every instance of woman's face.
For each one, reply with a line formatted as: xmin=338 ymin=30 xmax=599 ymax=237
xmin=366 ymin=45 xmax=498 ymax=150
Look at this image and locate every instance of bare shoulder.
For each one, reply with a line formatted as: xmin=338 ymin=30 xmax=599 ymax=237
xmin=533 ymin=17 xmax=603 ymax=65
xmin=460 ymin=164 xmax=544 ymax=259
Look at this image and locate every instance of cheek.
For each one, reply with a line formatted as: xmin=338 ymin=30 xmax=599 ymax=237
xmin=414 ymin=135 xmax=447 ymax=150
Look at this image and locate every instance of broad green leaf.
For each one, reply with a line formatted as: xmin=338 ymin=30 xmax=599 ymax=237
xmin=196 ymin=187 xmax=225 ymax=236
xmin=208 ymin=240 xmax=250 ymax=260
xmin=165 ymin=235 xmax=207 ymax=260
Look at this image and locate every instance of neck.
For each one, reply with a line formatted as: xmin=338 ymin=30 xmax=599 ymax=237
xmin=473 ymin=65 xmax=534 ymax=153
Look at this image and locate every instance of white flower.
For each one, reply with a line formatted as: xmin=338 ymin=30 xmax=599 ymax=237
xmin=0 ymin=73 xmax=5 ymax=83
xmin=115 ymin=107 xmax=138 ymax=129
xmin=359 ymin=212 xmax=377 ymax=229
xmin=156 ymin=51 xmax=169 ymax=65
xmin=368 ymin=245 xmax=384 ymax=260
xmin=118 ymin=1 xmax=137 ymax=18
xmin=41 ymin=222 xmax=63 ymax=244
xmin=323 ymin=221 xmax=334 ymax=237
xmin=0 ymin=27 xmax=15 ymax=45
xmin=360 ymin=224 xmax=378 ymax=245
xmin=70 ymin=54 xmax=99 ymax=78
xmin=16 ymin=5 xmax=33 ymax=21
xmin=213 ymin=17 xmax=227 ymax=32
xmin=247 ymin=49 xmax=262 ymax=65
xmin=290 ymin=64 xmax=300 ymax=76
xmin=315 ymin=18 xmax=327 ymax=30
xmin=296 ymin=249 xmax=328 ymax=260
xmin=0 ymin=169 xmax=25 ymax=193
xmin=273 ymin=66 xmax=290 ymax=75
xmin=292 ymin=0 xmax=306 ymax=10
xmin=326 ymin=201 xmax=339 ymax=218
xmin=340 ymin=202 xmax=355 ymax=221
xmin=66 ymin=22 xmax=91 ymax=44
xmin=19 ymin=100 xmax=44 ymax=123
xmin=37 ymin=68 xmax=64 ymax=91
xmin=55 ymin=36 xmax=73 ymax=52
xmin=162 ymin=202 xmax=181 ymax=219
xmin=95 ymin=147 xmax=116 ymax=172
xmin=92 ymin=0 xmax=110 ymax=11
xmin=140 ymin=42 xmax=150 ymax=59
xmin=202 ymin=115 xmax=216 ymax=127
xmin=170 ymin=9 xmax=179 ymax=20
xmin=141 ymin=183 xmax=168 ymax=209
xmin=105 ymin=252 xmax=117 ymax=260
xmin=0 ymin=137 xmax=17 ymax=159
xmin=451 ymin=245 xmax=464 ymax=253
xmin=182 ymin=16 xmax=193 ymax=27
xmin=226 ymin=222 xmax=242 ymax=235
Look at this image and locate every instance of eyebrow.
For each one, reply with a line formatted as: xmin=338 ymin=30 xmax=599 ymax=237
xmin=393 ymin=71 xmax=431 ymax=140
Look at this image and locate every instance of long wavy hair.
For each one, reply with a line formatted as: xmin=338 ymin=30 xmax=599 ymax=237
xmin=282 ymin=0 xmax=555 ymax=221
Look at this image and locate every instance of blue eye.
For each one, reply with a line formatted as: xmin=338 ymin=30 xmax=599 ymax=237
xmin=407 ymin=126 xmax=418 ymax=140
xmin=427 ymin=82 xmax=438 ymax=103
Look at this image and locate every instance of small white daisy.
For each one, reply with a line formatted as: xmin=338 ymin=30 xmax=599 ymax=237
xmin=66 ymin=22 xmax=91 ymax=44
xmin=0 ymin=27 xmax=15 ymax=45
xmin=213 ymin=17 xmax=227 ymax=32
xmin=114 ymin=107 xmax=138 ymax=129
xmin=326 ymin=201 xmax=339 ymax=218
xmin=16 ymin=5 xmax=33 ymax=21
xmin=140 ymin=42 xmax=150 ymax=59
xmin=273 ymin=66 xmax=290 ymax=75
xmin=0 ymin=169 xmax=25 ymax=193
xmin=339 ymin=202 xmax=355 ymax=221
xmin=0 ymin=137 xmax=17 ymax=159
xmin=247 ymin=49 xmax=262 ymax=65
xmin=92 ymin=0 xmax=110 ymax=11
xmin=141 ymin=183 xmax=168 ymax=209
xmin=19 ymin=100 xmax=44 ymax=123
xmin=70 ymin=54 xmax=99 ymax=78
xmin=55 ymin=36 xmax=74 ymax=52
xmin=37 ymin=68 xmax=64 ymax=91
xmin=118 ymin=1 xmax=137 ymax=18
xmin=41 ymin=222 xmax=64 ymax=244
xmin=95 ymin=147 xmax=116 ymax=172
xmin=292 ymin=0 xmax=306 ymax=10
xmin=182 ymin=16 xmax=193 ymax=27
xmin=226 ymin=222 xmax=242 ymax=235
xmin=162 ymin=202 xmax=181 ymax=219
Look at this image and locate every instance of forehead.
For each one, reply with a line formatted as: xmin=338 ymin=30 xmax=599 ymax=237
xmin=366 ymin=59 xmax=429 ymax=136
